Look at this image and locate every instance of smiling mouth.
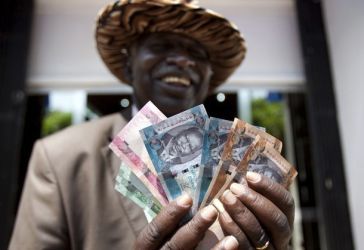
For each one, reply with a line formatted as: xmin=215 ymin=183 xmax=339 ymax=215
xmin=161 ymin=76 xmax=191 ymax=87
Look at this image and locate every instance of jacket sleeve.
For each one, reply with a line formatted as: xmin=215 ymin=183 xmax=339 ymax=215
xmin=9 ymin=140 xmax=69 ymax=250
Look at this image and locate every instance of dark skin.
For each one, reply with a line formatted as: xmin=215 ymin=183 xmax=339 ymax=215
xmin=217 ymin=172 xmax=294 ymax=250
xmin=126 ymin=32 xmax=212 ymax=117
xmin=128 ymin=32 xmax=294 ymax=250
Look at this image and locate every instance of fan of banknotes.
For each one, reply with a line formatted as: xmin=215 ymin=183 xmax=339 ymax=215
xmin=110 ymin=101 xmax=297 ymax=222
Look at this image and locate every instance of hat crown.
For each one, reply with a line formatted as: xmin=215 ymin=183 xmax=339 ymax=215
xmin=126 ymin=0 xmax=199 ymax=6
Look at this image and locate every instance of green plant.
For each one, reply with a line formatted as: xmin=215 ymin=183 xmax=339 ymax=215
xmin=252 ymin=98 xmax=284 ymax=141
xmin=42 ymin=111 xmax=72 ymax=136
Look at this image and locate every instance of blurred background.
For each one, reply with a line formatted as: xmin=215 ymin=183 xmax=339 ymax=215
xmin=1 ymin=0 xmax=363 ymax=249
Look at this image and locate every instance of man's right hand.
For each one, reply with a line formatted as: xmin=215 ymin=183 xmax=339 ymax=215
xmin=134 ymin=194 xmax=239 ymax=250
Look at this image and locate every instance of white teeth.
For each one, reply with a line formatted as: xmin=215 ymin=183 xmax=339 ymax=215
xmin=162 ymin=76 xmax=191 ymax=86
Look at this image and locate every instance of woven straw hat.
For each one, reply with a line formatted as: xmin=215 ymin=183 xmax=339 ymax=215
xmin=95 ymin=0 xmax=247 ymax=92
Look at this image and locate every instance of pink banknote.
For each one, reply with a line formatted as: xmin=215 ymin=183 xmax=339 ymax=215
xmin=109 ymin=101 xmax=168 ymax=206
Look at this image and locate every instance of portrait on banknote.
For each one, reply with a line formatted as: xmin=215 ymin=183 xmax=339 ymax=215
xmin=231 ymin=136 xmax=254 ymax=164
xmin=208 ymin=132 xmax=229 ymax=165
xmin=159 ymin=125 xmax=204 ymax=165
xmin=248 ymin=153 xmax=284 ymax=183
xmin=237 ymin=138 xmax=297 ymax=188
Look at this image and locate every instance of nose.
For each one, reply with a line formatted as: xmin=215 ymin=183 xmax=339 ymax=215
xmin=166 ymin=54 xmax=196 ymax=69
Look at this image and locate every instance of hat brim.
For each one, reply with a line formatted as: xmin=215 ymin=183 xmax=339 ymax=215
xmin=95 ymin=1 xmax=247 ymax=92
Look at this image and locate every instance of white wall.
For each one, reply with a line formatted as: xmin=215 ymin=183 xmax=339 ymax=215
xmin=322 ymin=0 xmax=364 ymax=249
xmin=27 ymin=0 xmax=304 ymax=92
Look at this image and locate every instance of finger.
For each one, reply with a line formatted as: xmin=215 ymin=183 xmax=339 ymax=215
xmin=246 ymin=172 xmax=295 ymax=228
xmin=161 ymin=205 xmax=218 ymax=250
xmin=219 ymin=190 xmax=269 ymax=249
xmin=212 ymin=199 xmax=254 ymax=250
xmin=211 ymin=236 xmax=240 ymax=250
xmin=230 ymin=183 xmax=291 ymax=249
xmin=135 ymin=194 xmax=192 ymax=250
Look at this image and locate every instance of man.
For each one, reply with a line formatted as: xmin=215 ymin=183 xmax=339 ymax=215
xmin=10 ymin=0 xmax=294 ymax=249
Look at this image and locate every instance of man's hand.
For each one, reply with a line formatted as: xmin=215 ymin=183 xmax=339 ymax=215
xmin=135 ymin=194 xmax=240 ymax=250
xmin=217 ymin=172 xmax=295 ymax=250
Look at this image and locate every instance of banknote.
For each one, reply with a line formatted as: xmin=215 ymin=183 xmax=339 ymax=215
xmin=110 ymin=101 xmax=169 ymax=206
xmin=193 ymin=117 xmax=232 ymax=213
xmin=233 ymin=136 xmax=297 ymax=188
xmin=140 ymin=104 xmax=208 ymax=202
xmin=200 ymin=118 xmax=283 ymax=208
xmin=212 ymin=136 xmax=261 ymax=199
xmin=115 ymin=162 xmax=162 ymax=222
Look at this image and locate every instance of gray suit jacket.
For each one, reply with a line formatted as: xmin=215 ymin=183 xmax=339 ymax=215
xmin=9 ymin=113 xmax=147 ymax=249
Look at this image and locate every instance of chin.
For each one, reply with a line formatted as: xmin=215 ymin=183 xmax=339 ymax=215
xmin=153 ymin=97 xmax=197 ymax=116
xmin=161 ymin=106 xmax=187 ymax=117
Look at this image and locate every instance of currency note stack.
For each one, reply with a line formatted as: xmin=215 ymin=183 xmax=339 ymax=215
xmin=110 ymin=101 xmax=297 ymax=221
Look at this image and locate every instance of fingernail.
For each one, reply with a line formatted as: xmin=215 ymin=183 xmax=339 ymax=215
xmin=230 ymin=183 xmax=248 ymax=196
xmin=230 ymin=183 xmax=255 ymax=201
xmin=212 ymin=199 xmax=225 ymax=213
xmin=200 ymin=205 xmax=218 ymax=220
xmin=223 ymin=235 xmax=239 ymax=250
xmin=246 ymin=171 xmax=261 ymax=183
xmin=176 ymin=194 xmax=192 ymax=207
xmin=213 ymin=199 xmax=233 ymax=223
xmin=221 ymin=190 xmax=237 ymax=205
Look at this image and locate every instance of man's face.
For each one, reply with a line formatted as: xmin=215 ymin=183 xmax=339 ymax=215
xmin=129 ymin=32 xmax=213 ymax=116
xmin=170 ymin=129 xmax=203 ymax=157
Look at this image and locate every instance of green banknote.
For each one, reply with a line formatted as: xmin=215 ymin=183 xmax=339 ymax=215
xmin=115 ymin=162 xmax=162 ymax=222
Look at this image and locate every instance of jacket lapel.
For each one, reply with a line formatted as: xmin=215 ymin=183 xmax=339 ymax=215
xmin=100 ymin=113 xmax=125 ymax=179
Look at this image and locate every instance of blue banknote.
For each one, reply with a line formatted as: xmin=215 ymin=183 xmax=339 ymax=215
xmin=193 ymin=117 xmax=232 ymax=212
xmin=140 ymin=105 xmax=208 ymax=202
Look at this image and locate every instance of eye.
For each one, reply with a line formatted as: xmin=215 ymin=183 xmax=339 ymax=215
xmin=189 ymin=47 xmax=209 ymax=60
xmin=150 ymin=44 xmax=166 ymax=52
xmin=149 ymin=42 xmax=173 ymax=53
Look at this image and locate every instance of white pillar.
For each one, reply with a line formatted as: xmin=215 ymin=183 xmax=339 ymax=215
xmin=237 ymin=89 xmax=252 ymax=122
xmin=49 ymin=90 xmax=87 ymax=124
